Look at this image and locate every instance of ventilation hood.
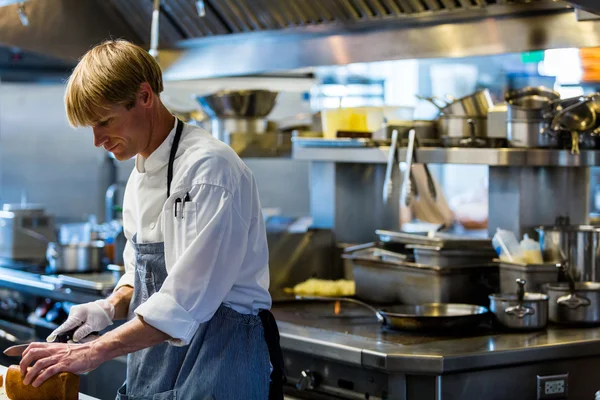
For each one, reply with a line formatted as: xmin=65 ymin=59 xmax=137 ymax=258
xmin=567 ymin=0 xmax=600 ymax=14
xmin=1 ymin=0 xmax=599 ymax=79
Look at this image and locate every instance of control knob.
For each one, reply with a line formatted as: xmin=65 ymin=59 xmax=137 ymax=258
xmin=296 ymin=370 xmax=317 ymax=391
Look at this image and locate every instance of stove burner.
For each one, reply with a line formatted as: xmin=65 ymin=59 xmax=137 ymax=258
xmin=273 ymin=300 xmax=495 ymax=346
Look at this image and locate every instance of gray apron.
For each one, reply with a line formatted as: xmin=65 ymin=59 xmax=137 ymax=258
xmin=116 ymin=119 xmax=284 ymax=400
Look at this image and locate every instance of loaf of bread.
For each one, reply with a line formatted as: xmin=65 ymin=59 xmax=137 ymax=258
xmin=5 ymin=365 xmax=79 ymax=400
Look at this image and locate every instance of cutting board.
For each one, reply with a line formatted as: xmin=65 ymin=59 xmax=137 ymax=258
xmin=0 ymin=366 xmax=98 ymax=400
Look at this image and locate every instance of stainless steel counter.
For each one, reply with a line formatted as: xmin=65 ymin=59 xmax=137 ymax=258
xmin=0 ymin=266 xmax=109 ymax=304
xmin=274 ymin=301 xmax=600 ymax=399
xmin=273 ymin=302 xmax=600 ymax=374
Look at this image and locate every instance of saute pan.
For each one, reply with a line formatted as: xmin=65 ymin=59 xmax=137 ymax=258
xmin=296 ymin=296 xmax=489 ymax=332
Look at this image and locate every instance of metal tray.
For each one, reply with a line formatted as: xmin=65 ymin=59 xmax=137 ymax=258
xmin=41 ymin=272 xmax=117 ymax=294
xmin=498 ymin=260 xmax=560 ymax=294
xmin=411 ymin=245 xmax=497 ymax=267
xmin=375 ymin=229 xmax=492 ymax=250
xmin=343 ymin=248 xmax=499 ymax=306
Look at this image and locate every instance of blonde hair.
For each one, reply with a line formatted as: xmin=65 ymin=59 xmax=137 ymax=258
xmin=65 ymin=39 xmax=163 ymax=127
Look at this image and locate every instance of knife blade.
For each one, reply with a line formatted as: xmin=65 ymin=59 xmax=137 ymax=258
xmin=3 ymin=344 xmax=29 ymax=357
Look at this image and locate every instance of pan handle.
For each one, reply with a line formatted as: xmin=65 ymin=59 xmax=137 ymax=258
xmin=295 ymin=295 xmax=385 ymax=323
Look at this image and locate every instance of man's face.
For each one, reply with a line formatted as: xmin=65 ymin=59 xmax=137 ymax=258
xmin=91 ymin=88 xmax=152 ymax=160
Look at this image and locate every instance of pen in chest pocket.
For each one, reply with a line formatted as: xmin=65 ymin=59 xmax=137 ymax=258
xmin=174 ymin=192 xmax=191 ymax=219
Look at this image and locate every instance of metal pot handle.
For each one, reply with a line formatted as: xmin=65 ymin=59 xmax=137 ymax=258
xmin=295 ymin=295 xmax=385 ymax=323
xmin=416 ymin=95 xmax=449 ymax=111
xmin=383 ymin=129 xmax=399 ymax=204
xmin=557 ymin=293 xmax=591 ymax=309
xmin=505 ymin=305 xmax=535 ymax=319
xmin=505 ymin=278 xmax=535 ymax=318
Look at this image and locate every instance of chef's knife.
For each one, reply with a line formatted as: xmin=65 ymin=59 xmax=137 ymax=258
xmin=3 ymin=329 xmax=98 ymax=357
xmin=3 ymin=344 xmax=28 ymax=357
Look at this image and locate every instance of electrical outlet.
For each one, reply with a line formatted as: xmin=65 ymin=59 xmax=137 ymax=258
xmin=537 ymin=374 xmax=568 ymax=399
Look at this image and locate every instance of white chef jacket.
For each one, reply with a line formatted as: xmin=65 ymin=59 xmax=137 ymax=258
xmin=114 ymin=119 xmax=272 ymax=346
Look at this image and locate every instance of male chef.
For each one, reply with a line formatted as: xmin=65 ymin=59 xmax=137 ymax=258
xmin=18 ymin=39 xmax=284 ymax=400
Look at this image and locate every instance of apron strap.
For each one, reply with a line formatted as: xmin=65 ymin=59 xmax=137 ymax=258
xmin=259 ymin=310 xmax=286 ymax=400
xmin=167 ymin=118 xmax=185 ymax=199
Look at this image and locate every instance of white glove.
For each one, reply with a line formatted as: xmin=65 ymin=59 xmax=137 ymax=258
xmin=46 ymin=299 xmax=115 ymax=343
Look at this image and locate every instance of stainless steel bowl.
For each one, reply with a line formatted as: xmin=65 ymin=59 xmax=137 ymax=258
xmin=196 ymin=90 xmax=278 ymax=119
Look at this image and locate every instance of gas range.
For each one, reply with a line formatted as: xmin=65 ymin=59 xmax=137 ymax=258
xmin=0 ymin=258 xmax=117 ymax=344
xmin=273 ymin=301 xmax=600 ymax=399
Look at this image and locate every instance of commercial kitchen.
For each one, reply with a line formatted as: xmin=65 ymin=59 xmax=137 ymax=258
xmin=5 ymin=0 xmax=600 ymax=399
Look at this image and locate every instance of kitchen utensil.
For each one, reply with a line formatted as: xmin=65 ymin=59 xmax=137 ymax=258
xmin=489 ymin=278 xmax=548 ymax=330
xmin=498 ymin=260 xmax=559 ymax=293
xmin=295 ymin=295 xmax=489 ymax=332
xmin=376 ymin=229 xmax=493 ymax=250
xmin=46 ymin=241 xmax=106 ymax=274
xmin=551 ymin=97 xmax=597 ymax=154
xmin=419 ymin=90 xmax=493 ymax=117
xmin=547 ymin=281 xmax=600 ymax=325
xmin=411 ymin=137 xmax=437 ymax=201
xmin=3 ymin=328 xmax=92 ymax=357
xmin=536 ymin=217 xmax=600 ymax=282
xmin=506 ymin=86 xmax=560 ymax=120
xmin=196 ymin=90 xmax=278 ymax=119
xmin=383 ymin=129 xmax=399 ymax=204
xmin=507 ymin=119 xmax=557 ymax=148
xmin=376 ymin=120 xmax=439 ymax=145
xmin=400 ymin=129 xmax=417 ymax=206
xmin=410 ymin=245 xmax=496 ymax=267
xmin=416 ymin=95 xmax=449 ymax=113
xmin=506 ymin=86 xmax=560 ymax=104
xmin=439 ymin=116 xmax=488 ymax=147
xmin=547 ymin=264 xmax=600 ymax=325
xmin=343 ymin=246 xmax=498 ymax=306
xmin=447 ymin=89 xmax=494 ymax=116
xmin=0 ymin=204 xmax=56 ymax=264
xmin=3 ymin=344 xmax=29 ymax=357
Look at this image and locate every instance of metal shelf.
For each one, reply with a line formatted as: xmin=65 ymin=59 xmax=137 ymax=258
xmin=293 ymin=145 xmax=600 ymax=167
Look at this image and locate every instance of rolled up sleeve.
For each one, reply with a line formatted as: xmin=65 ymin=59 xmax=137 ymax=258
xmin=114 ymin=239 xmax=135 ymax=291
xmin=134 ymin=183 xmax=248 ymax=345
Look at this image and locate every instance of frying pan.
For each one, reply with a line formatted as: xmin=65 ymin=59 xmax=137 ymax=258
xmin=296 ymin=296 xmax=489 ymax=332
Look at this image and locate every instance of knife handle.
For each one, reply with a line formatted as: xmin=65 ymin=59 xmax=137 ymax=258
xmin=54 ymin=329 xmax=99 ymax=343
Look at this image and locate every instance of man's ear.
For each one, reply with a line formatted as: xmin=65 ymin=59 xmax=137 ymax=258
xmin=138 ymin=82 xmax=154 ymax=108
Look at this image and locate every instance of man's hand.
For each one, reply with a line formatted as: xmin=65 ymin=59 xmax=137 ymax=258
xmin=22 ymin=315 xmax=170 ymax=387
xmin=46 ymin=300 xmax=114 ymax=343
xmin=20 ymin=342 xmax=104 ymax=387
xmin=46 ymin=286 xmax=134 ymax=343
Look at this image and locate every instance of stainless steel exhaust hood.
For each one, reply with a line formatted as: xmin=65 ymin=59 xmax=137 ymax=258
xmin=1 ymin=0 xmax=599 ymax=79
xmin=567 ymin=0 xmax=600 ymax=14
